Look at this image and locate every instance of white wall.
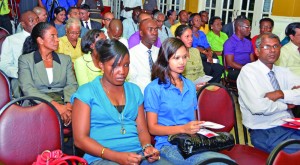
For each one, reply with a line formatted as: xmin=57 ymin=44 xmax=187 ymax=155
xmin=270 ymin=15 xmax=300 ymax=40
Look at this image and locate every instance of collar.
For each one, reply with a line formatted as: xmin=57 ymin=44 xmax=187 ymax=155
xmin=232 ymin=34 xmax=244 ymax=41
xmin=22 ymin=30 xmax=31 ymax=37
xmin=84 ymin=19 xmax=91 ymax=23
xmin=34 ymin=51 xmax=61 ymax=64
xmin=257 ymin=59 xmax=275 ymax=75
xmin=288 ymin=41 xmax=299 ymax=50
xmin=138 ymin=42 xmax=155 ymax=52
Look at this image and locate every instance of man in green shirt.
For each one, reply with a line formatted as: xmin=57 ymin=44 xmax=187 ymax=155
xmin=0 ymin=0 xmax=12 ymax=34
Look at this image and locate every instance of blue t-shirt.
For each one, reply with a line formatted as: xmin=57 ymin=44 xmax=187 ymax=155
xmin=71 ymin=76 xmax=144 ymax=164
xmin=192 ymin=30 xmax=211 ymax=49
xmin=144 ymin=76 xmax=198 ymax=150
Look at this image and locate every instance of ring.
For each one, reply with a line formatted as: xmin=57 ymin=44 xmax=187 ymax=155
xmin=158 ymin=156 xmax=161 ymax=160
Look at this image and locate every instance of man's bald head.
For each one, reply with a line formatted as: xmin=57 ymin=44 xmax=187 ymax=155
xmin=107 ymin=19 xmax=123 ymax=40
xmin=21 ymin=11 xmax=39 ymax=33
xmin=138 ymin=12 xmax=152 ymax=24
xmin=102 ymin=12 xmax=114 ymax=28
xmin=33 ymin=6 xmax=47 ymax=22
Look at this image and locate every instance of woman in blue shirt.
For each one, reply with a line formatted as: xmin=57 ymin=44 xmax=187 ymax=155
xmin=71 ymin=39 xmax=170 ymax=165
xmin=144 ymin=37 xmax=231 ymax=164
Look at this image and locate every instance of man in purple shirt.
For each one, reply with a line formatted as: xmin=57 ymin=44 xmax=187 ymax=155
xmin=223 ymin=17 xmax=255 ymax=80
xmin=128 ymin=12 xmax=162 ymax=48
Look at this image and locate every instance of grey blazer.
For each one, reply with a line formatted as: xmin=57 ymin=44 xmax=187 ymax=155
xmin=18 ymin=51 xmax=78 ymax=103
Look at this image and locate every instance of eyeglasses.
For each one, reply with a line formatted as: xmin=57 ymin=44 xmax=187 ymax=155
xmin=260 ymin=26 xmax=272 ymax=29
xmin=260 ymin=45 xmax=280 ymax=50
xmin=241 ymin=25 xmax=251 ymax=29
xmin=103 ymin=18 xmax=112 ymax=21
xmin=68 ymin=31 xmax=80 ymax=35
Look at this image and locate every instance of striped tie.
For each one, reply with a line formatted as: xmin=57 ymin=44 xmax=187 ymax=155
xmin=268 ymin=71 xmax=280 ymax=90
xmin=147 ymin=50 xmax=154 ymax=70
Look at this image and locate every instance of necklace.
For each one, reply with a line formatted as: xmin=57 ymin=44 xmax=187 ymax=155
xmin=101 ymin=78 xmax=126 ymax=134
xmin=42 ymin=56 xmax=53 ymax=61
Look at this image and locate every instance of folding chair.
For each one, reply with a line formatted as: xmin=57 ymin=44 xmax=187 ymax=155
xmin=0 ymin=69 xmax=12 ymax=109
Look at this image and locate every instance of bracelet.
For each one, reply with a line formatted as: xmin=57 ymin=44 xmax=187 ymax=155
xmin=142 ymin=144 xmax=153 ymax=152
xmin=101 ymin=147 xmax=106 ymax=158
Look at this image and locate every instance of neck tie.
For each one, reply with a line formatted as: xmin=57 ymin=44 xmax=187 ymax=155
xmin=147 ymin=50 xmax=154 ymax=70
xmin=85 ymin=21 xmax=90 ymax=29
xmin=268 ymin=71 xmax=280 ymax=90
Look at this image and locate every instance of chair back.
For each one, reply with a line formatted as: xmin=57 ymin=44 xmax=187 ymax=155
xmin=0 ymin=27 xmax=10 ymax=55
xmin=0 ymin=96 xmax=63 ymax=165
xmin=266 ymin=139 xmax=300 ymax=165
xmin=0 ymin=70 xmax=12 ymax=109
xmin=198 ymin=157 xmax=238 ymax=165
xmin=197 ymin=83 xmax=239 ymax=144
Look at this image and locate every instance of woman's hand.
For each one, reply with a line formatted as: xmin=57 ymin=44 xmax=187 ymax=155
xmin=117 ymin=152 xmax=142 ymax=165
xmin=196 ymin=82 xmax=207 ymax=91
xmin=143 ymin=146 xmax=160 ymax=163
xmin=182 ymin=121 xmax=205 ymax=134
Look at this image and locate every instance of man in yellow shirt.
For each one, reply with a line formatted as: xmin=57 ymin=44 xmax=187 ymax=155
xmin=0 ymin=0 xmax=12 ymax=34
xmin=199 ymin=10 xmax=209 ymax=34
xmin=170 ymin=10 xmax=188 ymax=36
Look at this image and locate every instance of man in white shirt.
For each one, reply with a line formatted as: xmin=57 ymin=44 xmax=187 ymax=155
xmin=128 ymin=18 xmax=159 ymax=93
xmin=120 ymin=0 xmax=142 ymax=21
xmin=107 ymin=19 xmax=129 ymax=48
xmin=0 ymin=11 xmax=39 ymax=97
xmin=122 ymin=8 xmax=140 ymax=39
xmin=237 ymin=32 xmax=300 ymax=153
xmin=153 ymin=11 xmax=173 ymax=43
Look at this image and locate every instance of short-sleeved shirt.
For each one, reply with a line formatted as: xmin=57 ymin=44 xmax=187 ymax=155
xmin=192 ymin=30 xmax=210 ymax=49
xmin=206 ymin=30 xmax=228 ymax=52
xmin=144 ymin=76 xmax=197 ymax=150
xmin=71 ymin=76 xmax=144 ymax=164
xmin=223 ymin=34 xmax=254 ymax=66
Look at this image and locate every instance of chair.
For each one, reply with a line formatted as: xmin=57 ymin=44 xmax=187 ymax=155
xmin=0 ymin=27 xmax=10 ymax=55
xmin=0 ymin=96 xmax=64 ymax=165
xmin=0 ymin=69 xmax=12 ymax=109
xmin=266 ymin=139 xmax=300 ymax=165
xmin=197 ymin=83 xmax=269 ymax=165
xmin=221 ymin=53 xmax=238 ymax=96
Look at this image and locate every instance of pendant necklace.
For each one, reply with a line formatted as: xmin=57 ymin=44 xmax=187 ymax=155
xmin=101 ymin=78 xmax=126 ymax=134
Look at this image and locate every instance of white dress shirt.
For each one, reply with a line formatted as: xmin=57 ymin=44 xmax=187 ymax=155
xmin=122 ymin=17 xmax=138 ymax=39
xmin=237 ymin=60 xmax=300 ymax=129
xmin=158 ymin=25 xmax=173 ymax=43
xmin=120 ymin=0 xmax=142 ymax=19
xmin=128 ymin=43 xmax=159 ymax=93
xmin=0 ymin=30 xmax=30 ymax=78
xmin=83 ymin=19 xmax=92 ymax=29
xmin=119 ymin=37 xmax=129 ymax=48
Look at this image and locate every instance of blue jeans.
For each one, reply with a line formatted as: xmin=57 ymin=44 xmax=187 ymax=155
xmin=91 ymin=151 xmax=172 ymax=165
xmin=250 ymin=126 xmax=300 ymax=153
xmin=160 ymin=145 xmax=233 ymax=165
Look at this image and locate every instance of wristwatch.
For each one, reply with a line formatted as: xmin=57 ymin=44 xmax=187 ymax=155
xmin=142 ymin=144 xmax=153 ymax=152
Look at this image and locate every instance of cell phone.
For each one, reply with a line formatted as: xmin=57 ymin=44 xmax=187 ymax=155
xmin=141 ymin=151 xmax=159 ymax=160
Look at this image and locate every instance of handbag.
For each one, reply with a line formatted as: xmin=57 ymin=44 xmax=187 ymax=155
xmin=32 ymin=149 xmax=88 ymax=165
xmin=168 ymin=132 xmax=235 ymax=158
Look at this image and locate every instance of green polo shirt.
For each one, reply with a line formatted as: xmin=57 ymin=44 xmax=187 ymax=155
xmin=206 ymin=30 xmax=228 ymax=52
xmin=0 ymin=0 xmax=10 ymax=15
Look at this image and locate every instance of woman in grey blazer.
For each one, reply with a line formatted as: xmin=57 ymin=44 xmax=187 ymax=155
xmin=19 ymin=22 xmax=78 ymax=125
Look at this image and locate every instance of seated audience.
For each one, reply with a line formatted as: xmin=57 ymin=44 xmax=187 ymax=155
xmin=190 ymin=13 xmax=223 ymax=83
xmin=74 ymin=29 xmax=106 ymax=86
xmin=57 ymin=7 xmax=89 ymax=38
xmin=50 ymin=7 xmax=66 ymax=30
xmin=164 ymin=9 xmax=177 ymax=28
xmin=206 ymin=16 xmax=228 ymax=64
xmin=122 ymin=8 xmax=140 ymax=39
xmin=237 ymin=32 xmax=300 ymax=153
xmin=144 ymin=37 xmax=232 ymax=164
xmin=79 ymin=4 xmax=102 ymax=30
xmin=71 ymin=39 xmax=170 ymax=165
xmin=170 ymin=10 xmax=188 ymax=36
xmin=0 ymin=11 xmax=38 ymax=97
xmin=154 ymin=11 xmax=173 ymax=43
xmin=19 ymin=22 xmax=78 ymax=126
xmin=251 ymin=18 xmax=274 ymax=58
xmin=56 ymin=18 xmax=83 ymax=62
xmin=128 ymin=12 xmax=161 ymax=49
xmin=128 ymin=18 xmax=159 ymax=93
xmin=107 ymin=19 xmax=129 ymax=48
xmin=223 ymin=17 xmax=255 ymax=81
xmin=198 ymin=10 xmax=209 ymax=34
